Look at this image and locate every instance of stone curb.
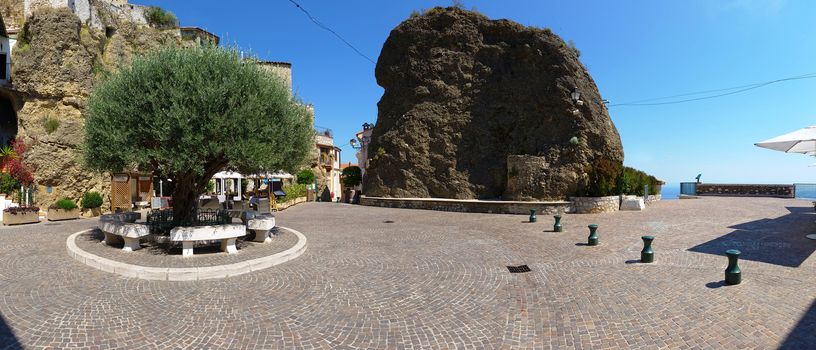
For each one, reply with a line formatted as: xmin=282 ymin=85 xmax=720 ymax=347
xmin=66 ymin=226 xmax=308 ymax=281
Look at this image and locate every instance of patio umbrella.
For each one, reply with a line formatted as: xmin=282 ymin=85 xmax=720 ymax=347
xmin=756 ymin=126 xmax=816 ymax=240
xmin=755 ymin=125 xmax=816 ymax=153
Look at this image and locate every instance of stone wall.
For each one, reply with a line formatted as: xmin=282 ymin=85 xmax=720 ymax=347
xmin=645 ymin=194 xmax=661 ymax=204
xmin=9 ymin=7 xmax=188 ymax=208
xmin=504 ymin=154 xmax=549 ymax=201
xmin=695 ymin=184 xmax=794 ymax=198
xmin=360 ymin=196 xmax=571 ymax=215
xmin=256 ymin=61 xmax=292 ymax=96
xmin=570 ymin=196 xmax=620 ymax=214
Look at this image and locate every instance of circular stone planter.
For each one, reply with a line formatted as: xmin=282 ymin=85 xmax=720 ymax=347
xmin=570 ymin=196 xmax=621 ymax=214
xmin=66 ymin=226 xmax=307 ymax=281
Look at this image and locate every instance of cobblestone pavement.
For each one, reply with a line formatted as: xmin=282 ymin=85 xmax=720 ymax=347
xmin=0 ymin=197 xmax=815 ymax=349
xmin=74 ymin=229 xmax=299 ymax=268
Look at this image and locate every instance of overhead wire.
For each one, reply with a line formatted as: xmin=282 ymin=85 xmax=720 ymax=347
xmin=286 ymin=0 xmax=376 ymax=65
xmin=609 ymin=72 xmax=816 ymax=107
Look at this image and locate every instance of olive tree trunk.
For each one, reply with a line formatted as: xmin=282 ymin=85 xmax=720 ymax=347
xmin=170 ymin=159 xmax=228 ymax=225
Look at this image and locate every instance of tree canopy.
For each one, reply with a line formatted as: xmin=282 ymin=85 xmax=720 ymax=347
xmin=341 ymin=166 xmax=362 ymax=187
xmin=296 ymin=169 xmax=315 ymax=185
xmin=85 ymin=45 xmax=313 ymax=220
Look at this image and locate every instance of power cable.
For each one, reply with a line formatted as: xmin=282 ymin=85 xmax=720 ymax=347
xmin=286 ymin=0 xmax=376 ymax=64
xmin=609 ymin=72 xmax=816 ymax=107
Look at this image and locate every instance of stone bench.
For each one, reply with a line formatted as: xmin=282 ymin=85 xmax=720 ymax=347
xmin=169 ymin=224 xmax=246 ymax=257
xmin=100 ymin=220 xmax=151 ymax=252
xmin=100 ymin=212 xmax=141 ymax=223
xmin=246 ymin=215 xmax=276 ymax=243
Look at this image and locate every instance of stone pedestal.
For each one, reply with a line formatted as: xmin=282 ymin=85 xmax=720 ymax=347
xmin=620 ymin=196 xmax=645 ymax=211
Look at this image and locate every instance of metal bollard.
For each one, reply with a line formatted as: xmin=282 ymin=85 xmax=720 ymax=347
xmin=587 ymin=224 xmax=599 ymax=246
xmin=725 ymin=249 xmax=741 ymax=285
xmin=553 ymin=215 xmax=563 ymax=232
xmin=641 ymin=236 xmax=654 ymax=263
xmin=529 ymin=209 xmax=537 ymax=223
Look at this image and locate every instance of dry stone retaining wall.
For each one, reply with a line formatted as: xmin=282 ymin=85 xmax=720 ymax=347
xmin=570 ymin=196 xmax=620 ymax=214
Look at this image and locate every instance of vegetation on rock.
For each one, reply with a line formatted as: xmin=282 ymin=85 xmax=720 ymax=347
xmin=144 ymin=6 xmax=178 ymax=29
xmin=43 ymin=116 xmax=60 ymax=134
xmin=80 ymin=191 xmax=103 ymax=209
xmin=84 ymin=45 xmax=313 ymax=223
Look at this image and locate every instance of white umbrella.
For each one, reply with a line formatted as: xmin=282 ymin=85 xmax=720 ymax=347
xmin=755 ymin=125 xmax=816 ymax=153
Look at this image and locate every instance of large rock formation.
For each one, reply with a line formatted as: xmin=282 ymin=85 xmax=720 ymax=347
xmin=364 ymin=7 xmax=624 ymax=200
xmin=6 ymin=3 xmax=185 ymax=206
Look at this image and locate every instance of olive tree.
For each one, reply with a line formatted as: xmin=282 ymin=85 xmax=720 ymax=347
xmin=85 ymin=45 xmax=313 ymax=223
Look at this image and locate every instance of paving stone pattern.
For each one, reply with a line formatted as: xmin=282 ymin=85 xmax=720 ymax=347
xmin=74 ymin=229 xmax=299 ymax=268
xmin=0 ymin=197 xmax=814 ymax=349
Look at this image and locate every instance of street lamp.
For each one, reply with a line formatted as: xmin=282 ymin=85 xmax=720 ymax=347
xmin=350 ymin=138 xmax=361 ymax=150
xmin=571 ymin=86 xmax=584 ymax=105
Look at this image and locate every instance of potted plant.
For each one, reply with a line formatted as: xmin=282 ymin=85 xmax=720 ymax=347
xmin=47 ymin=198 xmax=80 ymax=221
xmin=80 ymin=191 xmax=103 ymax=217
xmin=3 ymin=206 xmax=40 ymax=225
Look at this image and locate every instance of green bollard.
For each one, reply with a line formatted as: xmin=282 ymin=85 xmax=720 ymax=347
xmin=553 ymin=215 xmax=563 ymax=232
xmin=641 ymin=236 xmax=654 ymax=263
xmin=587 ymin=224 xmax=599 ymax=246
xmin=529 ymin=209 xmax=537 ymax=223
xmin=725 ymin=249 xmax=741 ymax=285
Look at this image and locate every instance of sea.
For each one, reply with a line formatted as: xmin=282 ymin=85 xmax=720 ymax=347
xmin=661 ymin=183 xmax=680 ymax=200
xmin=660 ymin=182 xmax=816 ymax=200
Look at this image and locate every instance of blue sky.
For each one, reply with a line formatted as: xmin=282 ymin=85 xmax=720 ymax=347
xmin=139 ymin=0 xmax=816 ymax=184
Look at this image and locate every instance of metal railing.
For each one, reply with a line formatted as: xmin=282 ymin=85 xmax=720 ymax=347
xmin=146 ymin=208 xmax=231 ymax=236
xmin=680 ymin=182 xmax=697 ymax=196
xmin=794 ymin=183 xmax=816 ymax=200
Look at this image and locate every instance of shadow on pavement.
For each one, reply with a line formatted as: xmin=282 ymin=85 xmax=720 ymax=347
xmin=779 ymin=299 xmax=816 ymax=349
xmin=0 ymin=312 xmax=21 ymax=349
xmin=688 ymin=207 xmax=816 ymax=267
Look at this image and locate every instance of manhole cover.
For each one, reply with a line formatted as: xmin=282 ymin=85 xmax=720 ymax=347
xmin=507 ymin=265 xmax=531 ymax=273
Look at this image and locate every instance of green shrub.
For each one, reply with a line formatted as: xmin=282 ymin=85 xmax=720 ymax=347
xmin=578 ymin=158 xmax=622 ymax=197
xmin=281 ymin=183 xmax=307 ymax=203
xmin=0 ymin=173 xmax=18 ymax=195
xmin=43 ymin=116 xmax=60 ymax=134
xmin=81 ymin=191 xmax=103 ymax=209
xmin=296 ymin=169 xmax=315 ymax=185
xmin=618 ymin=167 xmax=661 ymax=196
xmin=144 ymin=6 xmax=179 ymax=29
xmin=52 ymin=198 xmax=78 ymax=210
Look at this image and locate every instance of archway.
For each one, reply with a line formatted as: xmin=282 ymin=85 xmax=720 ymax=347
xmin=0 ymin=91 xmax=17 ymax=147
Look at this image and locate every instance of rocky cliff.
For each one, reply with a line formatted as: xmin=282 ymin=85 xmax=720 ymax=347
xmin=364 ymin=7 xmax=624 ymax=200
xmin=6 ymin=3 xmax=184 ymax=207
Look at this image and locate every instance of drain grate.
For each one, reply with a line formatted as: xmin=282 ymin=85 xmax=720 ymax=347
xmin=507 ymin=265 xmax=531 ymax=273
xmin=383 ymin=220 xmax=395 ymax=224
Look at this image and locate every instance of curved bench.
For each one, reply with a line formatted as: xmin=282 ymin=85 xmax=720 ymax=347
xmin=246 ymin=215 xmax=276 ymax=243
xmin=100 ymin=212 xmax=141 ymax=223
xmin=99 ymin=220 xmax=151 ymax=252
xmin=169 ymin=224 xmax=246 ymax=257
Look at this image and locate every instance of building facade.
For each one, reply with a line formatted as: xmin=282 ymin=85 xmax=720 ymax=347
xmin=314 ymin=127 xmax=341 ymax=202
xmin=353 ymin=122 xmax=374 ymax=177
